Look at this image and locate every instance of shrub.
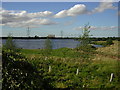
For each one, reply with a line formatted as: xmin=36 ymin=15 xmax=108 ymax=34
xmin=44 ymin=38 xmax=52 ymax=50
xmin=44 ymin=39 xmax=52 ymax=55
xmin=106 ymin=39 xmax=114 ymax=46
xmin=3 ymin=35 xmax=19 ymax=52
xmin=2 ymin=49 xmax=52 ymax=89
xmin=79 ymin=24 xmax=91 ymax=46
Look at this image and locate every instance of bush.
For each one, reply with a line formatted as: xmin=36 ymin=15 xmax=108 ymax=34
xmin=79 ymin=24 xmax=91 ymax=46
xmin=106 ymin=39 xmax=113 ymax=46
xmin=44 ymin=39 xmax=52 ymax=50
xmin=2 ymin=49 xmax=52 ymax=89
xmin=44 ymin=39 xmax=52 ymax=55
xmin=3 ymin=36 xmax=19 ymax=52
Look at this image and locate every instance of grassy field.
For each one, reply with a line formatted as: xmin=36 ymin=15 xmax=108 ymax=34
xmin=21 ymin=41 xmax=119 ymax=72
xmin=18 ymin=41 xmax=120 ymax=88
xmin=21 ymin=41 xmax=119 ymax=60
xmin=3 ymin=40 xmax=120 ymax=88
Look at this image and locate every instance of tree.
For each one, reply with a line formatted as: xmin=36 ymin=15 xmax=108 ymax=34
xmin=44 ymin=38 xmax=52 ymax=55
xmin=80 ymin=23 xmax=91 ymax=46
xmin=45 ymin=38 xmax=52 ymax=50
xmin=106 ymin=38 xmax=113 ymax=46
xmin=77 ymin=23 xmax=96 ymax=53
xmin=34 ymin=35 xmax=39 ymax=38
xmin=3 ymin=35 xmax=18 ymax=52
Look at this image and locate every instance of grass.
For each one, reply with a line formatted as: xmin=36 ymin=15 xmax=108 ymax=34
xmin=3 ymin=36 xmax=119 ymax=88
xmin=20 ymin=41 xmax=119 ymax=70
xmin=18 ymin=41 xmax=120 ymax=88
xmin=21 ymin=40 xmax=119 ymax=60
xmin=22 ymin=41 xmax=119 ymax=72
xmin=96 ymin=41 xmax=119 ymax=60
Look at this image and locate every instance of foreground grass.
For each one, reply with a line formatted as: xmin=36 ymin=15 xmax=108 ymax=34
xmin=19 ymin=41 xmax=120 ymax=88
xmin=96 ymin=41 xmax=119 ymax=59
xmin=3 ymin=40 xmax=120 ymax=88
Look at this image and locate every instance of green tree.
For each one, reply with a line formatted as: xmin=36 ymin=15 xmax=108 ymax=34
xmin=106 ymin=38 xmax=113 ymax=46
xmin=80 ymin=23 xmax=91 ymax=46
xmin=34 ymin=35 xmax=39 ymax=38
xmin=3 ymin=35 xmax=18 ymax=52
xmin=44 ymin=38 xmax=52 ymax=55
xmin=77 ymin=23 xmax=96 ymax=60
xmin=45 ymin=38 xmax=52 ymax=50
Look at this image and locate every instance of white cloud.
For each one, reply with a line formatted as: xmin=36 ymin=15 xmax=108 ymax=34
xmin=54 ymin=4 xmax=87 ymax=18
xmin=74 ymin=26 xmax=117 ymax=30
xmin=1 ymin=2 xmax=117 ymax=27
xmin=54 ymin=2 xmax=117 ymax=18
xmin=2 ymin=9 xmax=53 ymax=18
xmin=67 ymin=4 xmax=87 ymax=16
xmin=54 ymin=10 xmax=67 ymax=18
xmin=5 ymin=18 xmax=57 ymax=28
xmin=1 ymin=9 xmax=56 ymax=28
xmin=0 ymin=23 xmax=2 ymax=25
xmin=74 ymin=26 xmax=98 ymax=30
xmin=27 ymin=11 xmax=53 ymax=18
xmin=91 ymin=1 xmax=117 ymax=14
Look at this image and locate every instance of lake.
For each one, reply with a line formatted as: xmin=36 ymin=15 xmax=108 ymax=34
xmin=2 ymin=39 xmax=103 ymax=49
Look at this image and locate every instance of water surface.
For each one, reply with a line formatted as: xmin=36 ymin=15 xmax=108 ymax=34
xmin=2 ymin=39 xmax=80 ymax=49
xmin=2 ymin=39 xmax=103 ymax=49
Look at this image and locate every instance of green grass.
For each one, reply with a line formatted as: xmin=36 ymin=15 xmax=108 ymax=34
xmin=4 ymin=40 xmax=119 ymax=88
xmin=21 ymin=48 xmax=89 ymax=59
xmin=20 ymin=41 xmax=119 ymax=73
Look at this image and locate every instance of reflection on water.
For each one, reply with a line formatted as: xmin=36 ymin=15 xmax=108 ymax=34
xmin=2 ymin=39 xmax=80 ymax=49
xmin=2 ymin=39 xmax=103 ymax=49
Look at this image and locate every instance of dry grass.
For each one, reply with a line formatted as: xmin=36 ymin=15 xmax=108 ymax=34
xmin=95 ymin=41 xmax=119 ymax=60
xmin=96 ymin=41 xmax=119 ymax=56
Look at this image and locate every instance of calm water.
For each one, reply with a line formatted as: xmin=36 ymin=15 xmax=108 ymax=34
xmin=2 ymin=39 xmax=80 ymax=49
xmin=2 ymin=39 xmax=103 ymax=49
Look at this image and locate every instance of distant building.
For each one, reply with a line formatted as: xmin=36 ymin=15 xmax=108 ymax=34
xmin=47 ymin=34 xmax=55 ymax=38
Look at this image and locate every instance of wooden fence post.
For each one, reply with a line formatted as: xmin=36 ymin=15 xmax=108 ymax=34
xmin=49 ymin=65 xmax=51 ymax=73
xmin=110 ymin=73 xmax=114 ymax=82
xmin=76 ymin=68 xmax=79 ymax=75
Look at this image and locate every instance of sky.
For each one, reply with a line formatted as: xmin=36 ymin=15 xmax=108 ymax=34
xmin=1 ymin=2 xmax=119 ymax=37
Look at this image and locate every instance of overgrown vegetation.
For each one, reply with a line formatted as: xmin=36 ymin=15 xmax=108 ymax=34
xmin=2 ymin=27 xmax=120 ymax=88
xmin=92 ymin=38 xmax=114 ymax=46
xmin=3 ymin=35 xmax=18 ymax=52
xmin=19 ymin=43 xmax=120 ymax=88
xmin=2 ymin=36 xmax=52 ymax=89
xmin=43 ymin=38 xmax=52 ymax=56
xmin=79 ymin=23 xmax=91 ymax=46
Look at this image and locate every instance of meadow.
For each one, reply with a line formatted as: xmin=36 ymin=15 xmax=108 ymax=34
xmin=2 ymin=38 xmax=120 ymax=89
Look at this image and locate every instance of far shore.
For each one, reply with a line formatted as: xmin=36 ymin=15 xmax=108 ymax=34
xmin=1 ymin=37 xmax=120 ymax=41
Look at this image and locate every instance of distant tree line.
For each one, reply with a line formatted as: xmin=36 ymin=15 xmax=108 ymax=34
xmin=1 ymin=36 xmax=120 ymax=41
xmin=88 ymin=37 xmax=120 ymax=41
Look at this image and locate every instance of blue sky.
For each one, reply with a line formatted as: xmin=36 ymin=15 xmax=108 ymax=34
xmin=1 ymin=2 xmax=118 ymax=37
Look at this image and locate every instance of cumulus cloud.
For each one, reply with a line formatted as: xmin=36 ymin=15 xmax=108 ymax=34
xmin=74 ymin=26 xmax=117 ymax=30
xmin=1 ymin=9 xmax=53 ymax=18
xmin=5 ymin=18 xmax=57 ymax=28
xmin=27 ymin=11 xmax=53 ymax=18
xmin=54 ymin=4 xmax=88 ymax=18
xmin=1 ymin=9 xmax=56 ymax=28
xmin=90 ymin=1 xmax=117 ymax=14
xmin=1 ymin=1 xmax=117 ymax=27
xmin=54 ymin=1 xmax=117 ymax=18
